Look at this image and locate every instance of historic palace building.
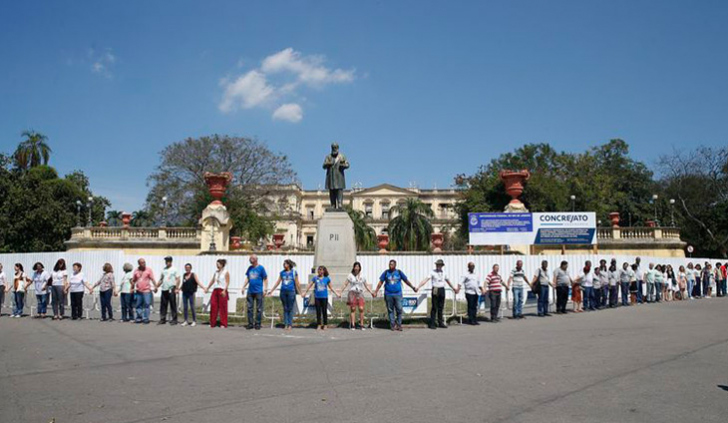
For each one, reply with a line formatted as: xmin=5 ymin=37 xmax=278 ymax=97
xmin=262 ymin=184 xmax=462 ymax=250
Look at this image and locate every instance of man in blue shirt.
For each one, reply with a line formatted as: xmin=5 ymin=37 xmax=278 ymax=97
xmin=373 ymin=260 xmax=418 ymax=331
xmin=242 ymin=254 xmax=268 ymax=330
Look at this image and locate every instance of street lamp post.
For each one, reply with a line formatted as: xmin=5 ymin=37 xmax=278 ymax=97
xmin=161 ymin=196 xmax=168 ymax=227
xmin=670 ymin=198 xmax=676 ymax=227
xmin=652 ymin=194 xmax=659 ymax=225
xmin=87 ymin=196 xmax=94 ymax=227
xmin=75 ymin=200 xmax=82 ymax=227
xmin=570 ymin=195 xmax=576 ymax=212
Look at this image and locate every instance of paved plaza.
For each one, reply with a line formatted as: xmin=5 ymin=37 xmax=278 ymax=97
xmin=1 ymin=299 xmax=727 ymax=423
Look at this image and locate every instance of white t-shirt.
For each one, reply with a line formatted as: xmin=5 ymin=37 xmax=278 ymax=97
xmin=13 ymin=272 xmax=27 ymax=292
xmin=346 ymin=273 xmax=367 ymax=293
xmin=510 ymin=268 xmax=528 ymax=288
xmin=32 ymin=270 xmax=51 ymax=294
xmin=51 ymin=270 xmax=67 ymax=287
xmin=459 ymin=273 xmax=481 ymax=295
xmin=212 ymin=270 xmax=228 ymax=290
xmin=69 ymin=272 xmax=86 ymax=293
xmin=0 ymin=271 xmax=6 ymax=287
xmin=428 ymin=269 xmax=448 ymax=289
xmin=580 ymin=271 xmax=594 ymax=288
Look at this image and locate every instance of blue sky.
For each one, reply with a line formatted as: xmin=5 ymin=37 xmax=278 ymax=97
xmin=1 ymin=1 xmax=727 ymax=212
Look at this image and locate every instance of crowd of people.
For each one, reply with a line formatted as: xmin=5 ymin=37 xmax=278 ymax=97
xmin=1 ymin=256 xmax=726 ymax=331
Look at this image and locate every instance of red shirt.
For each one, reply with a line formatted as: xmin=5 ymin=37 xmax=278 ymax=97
xmin=133 ymin=268 xmax=155 ymax=293
xmin=486 ymin=272 xmax=503 ymax=292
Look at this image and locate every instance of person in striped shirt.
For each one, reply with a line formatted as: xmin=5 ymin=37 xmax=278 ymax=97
xmin=483 ymin=264 xmax=507 ymax=323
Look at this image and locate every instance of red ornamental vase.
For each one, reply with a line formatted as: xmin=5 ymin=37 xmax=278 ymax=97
xmin=499 ymin=170 xmax=531 ymax=207
xmin=230 ymin=236 xmax=242 ymax=250
xmin=377 ymin=234 xmax=389 ymax=253
xmin=273 ymin=234 xmax=285 ymax=250
xmin=121 ymin=212 xmax=132 ymax=227
xmin=646 ymin=220 xmax=656 ymax=228
xmin=609 ymin=212 xmax=620 ymax=228
xmin=204 ymin=172 xmax=233 ymax=205
xmin=431 ymin=233 xmax=444 ymax=252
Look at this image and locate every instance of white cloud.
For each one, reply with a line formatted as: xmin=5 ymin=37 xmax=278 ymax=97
xmin=89 ymin=48 xmax=116 ymax=78
xmin=219 ymin=48 xmax=354 ymax=122
xmin=272 ymin=103 xmax=303 ymax=123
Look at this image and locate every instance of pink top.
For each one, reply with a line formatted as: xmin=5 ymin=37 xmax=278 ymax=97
xmin=133 ymin=268 xmax=155 ymax=293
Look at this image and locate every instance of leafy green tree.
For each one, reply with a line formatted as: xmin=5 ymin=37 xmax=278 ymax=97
xmin=455 ymin=140 xmax=657 ymax=239
xmin=14 ymin=130 xmax=52 ymax=170
xmin=131 ymin=210 xmax=154 ymax=227
xmin=106 ymin=210 xmax=123 ymax=227
xmin=145 ymin=134 xmax=296 ymax=243
xmin=388 ymin=198 xmax=434 ymax=251
xmin=346 ymin=205 xmax=376 ymax=251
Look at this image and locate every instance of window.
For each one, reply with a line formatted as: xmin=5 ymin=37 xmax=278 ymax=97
xmin=364 ymin=202 xmax=373 ymax=218
xmin=306 ymin=235 xmax=314 ymax=247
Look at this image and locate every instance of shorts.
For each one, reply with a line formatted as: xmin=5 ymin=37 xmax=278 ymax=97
xmin=347 ymin=291 xmax=365 ymax=307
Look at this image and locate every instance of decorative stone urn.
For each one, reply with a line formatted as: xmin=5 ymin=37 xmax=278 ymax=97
xmin=99 ymin=221 xmax=108 ymax=228
xmin=646 ymin=220 xmax=656 ymax=228
xmin=467 ymin=244 xmax=474 ymax=254
xmin=121 ymin=212 xmax=132 ymax=227
xmin=230 ymin=236 xmax=242 ymax=250
xmin=204 ymin=172 xmax=233 ymax=205
xmin=500 ymin=169 xmax=530 ymax=212
xmin=273 ymin=233 xmax=285 ymax=250
xmin=431 ymin=233 xmax=444 ymax=252
xmin=609 ymin=212 xmax=620 ymax=228
xmin=377 ymin=234 xmax=389 ymax=253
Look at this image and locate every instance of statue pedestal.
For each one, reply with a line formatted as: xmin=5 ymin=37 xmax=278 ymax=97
xmin=199 ymin=203 xmax=232 ymax=252
xmin=312 ymin=210 xmax=356 ymax=288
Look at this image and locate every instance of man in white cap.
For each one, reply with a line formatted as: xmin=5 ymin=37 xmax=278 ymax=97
xmin=417 ymin=259 xmax=458 ymax=329
xmin=156 ymin=256 xmax=181 ymax=325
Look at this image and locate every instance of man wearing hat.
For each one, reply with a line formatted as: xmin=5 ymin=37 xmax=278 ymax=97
xmin=417 ymin=259 xmax=458 ymax=329
xmin=156 ymin=256 xmax=181 ymax=325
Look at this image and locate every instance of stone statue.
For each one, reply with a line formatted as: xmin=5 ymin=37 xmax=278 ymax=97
xmin=323 ymin=142 xmax=349 ymax=209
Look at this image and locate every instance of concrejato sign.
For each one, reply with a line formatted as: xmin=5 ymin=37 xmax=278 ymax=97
xmin=468 ymin=212 xmax=597 ymax=246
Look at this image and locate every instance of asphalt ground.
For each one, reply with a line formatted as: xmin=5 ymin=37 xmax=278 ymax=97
xmin=1 ymin=298 xmax=727 ymax=423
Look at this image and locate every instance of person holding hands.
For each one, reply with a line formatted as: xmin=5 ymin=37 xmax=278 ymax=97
xmin=417 ymin=259 xmax=458 ymax=329
xmin=301 ymin=266 xmax=340 ymax=331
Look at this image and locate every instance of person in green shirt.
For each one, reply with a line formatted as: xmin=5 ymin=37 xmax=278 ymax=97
xmin=156 ymin=256 xmax=181 ymax=325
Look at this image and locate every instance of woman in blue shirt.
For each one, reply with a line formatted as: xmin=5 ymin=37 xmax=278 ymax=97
xmin=302 ymin=266 xmax=340 ymax=331
xmin=267 ymin=259 xmax=304 ymax=332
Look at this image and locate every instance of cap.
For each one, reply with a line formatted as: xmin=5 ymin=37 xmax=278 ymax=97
xmin=435 ymin=259 xmax=445 ymax=266
xmin=164 ymin=256 xmax=173 ymax=262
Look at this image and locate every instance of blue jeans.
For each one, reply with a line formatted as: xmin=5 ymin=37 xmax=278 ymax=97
xmin=120 ymin=293 xmax=134 ymax=321
xmin=620 ymin=282 xmax=630 ymax=305
xmin=512 ymin=287 xmax=524 ymax=317
xmin=36 ymin=293 xmax=48 ymax=314
xmin=135 ymin=291 xmax=152 ymax=322
xmin=687 ymin=280 xmax=694 ymax=298
xmin=14 ymin=292 xmax=25 ymax=316
xmin=100 ymin=289 xmax=113 ymax=320
xmin=279 ymin=290 xmax=296 ymax=327
xmin=182 ymin=291 xmax=197 ymax=323
xmin=583 ymin=286 xmax=594 ymax=310
xmin=636 ymin=281 xmax=644 ymax=303
xmin=654 ymin=282 xmax=662 ymax=302
xmin=247 ymin=293 xmax=264 ymax=326
xmin=538 ymin=285 xmax=550 ymax=315
xmin=384 ymin=294 xmax=403 ymax=328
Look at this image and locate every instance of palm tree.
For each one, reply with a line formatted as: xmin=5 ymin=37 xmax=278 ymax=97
xmin=14 ymin=130 xmax=52 ymax=170
xmin=345 ymin=205 xmax=376 ymax=251
xmin=131 ymin=210 xmax=153 ymax=227
xmin=106 ymin=210 xmax=123 ymax=227
xmin=388 ymin=198 xmax=434 ymax=251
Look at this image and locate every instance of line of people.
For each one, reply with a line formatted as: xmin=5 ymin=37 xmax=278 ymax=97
xmin=1 ymin=256 xmax=726 ymax=332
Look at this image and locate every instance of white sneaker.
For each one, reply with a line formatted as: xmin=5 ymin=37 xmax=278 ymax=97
xmin=180 ymin=321 xmax=188 ymax=327
xmin=360 ymin=327 xmax=366 ymax=331
xmin=190 ymin=321 xmax=196 ymax=327
xmin=350 ymin=327 xmax=355 ymax=331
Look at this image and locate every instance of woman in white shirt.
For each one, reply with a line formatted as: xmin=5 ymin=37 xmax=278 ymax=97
xmin=12 ymin=263 xmax=31 ymax=317
xmin=50 ymin=259 xmax=69 ymax=320
xmin=31 ymin=262 xmax=52 ymax=319
xmin=339 ymin=261 xmax=374 ymax=330
xmin=206 ymin=259 xmax=230 ymax=328
xmin=66 ymin=263 xmax=93 ymax=320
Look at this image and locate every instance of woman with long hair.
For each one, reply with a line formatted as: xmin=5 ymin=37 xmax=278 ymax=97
xmin=50 ymin=259 xmax=69 ymax=320
xmin=340 ymin=261 xmax=374 ymax=330
xmin=181 ymin=263 xmax=206 ymax=327
xmin=267 ymin=259 xmax=303 ymax=332
xmin=677 ymin=265 xmax=688 ymax=301
xmin=206 ymin=259 xmax=230 ymax=328
xmin=302 ymin=266 xmax=340 ymax=331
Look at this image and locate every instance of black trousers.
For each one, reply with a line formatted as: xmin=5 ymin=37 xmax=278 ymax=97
xmin=488 ymin=291 xmax=501 ymax=320
xmin=70 ymin=292 xmax=84 ymax=319
xmin=465 ymin=293 xmax=479 ymax=323
xmin=315 ymin=298 xmax=328 ymax=326
xmin=556 ymin=286 xmax=569 ymax=313
xmin=430 ymin=287 xmax=446 ymax=326
xmin=159 ymin=290 xmax=178 ymax=323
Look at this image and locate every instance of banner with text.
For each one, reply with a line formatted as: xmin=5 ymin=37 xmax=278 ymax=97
xmin=468 ymin=212 xmax=597 ymax=245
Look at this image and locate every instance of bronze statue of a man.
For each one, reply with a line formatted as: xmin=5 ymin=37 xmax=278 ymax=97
xmin=323 ymin=142 xmax=349 ymax=209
